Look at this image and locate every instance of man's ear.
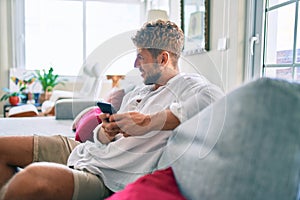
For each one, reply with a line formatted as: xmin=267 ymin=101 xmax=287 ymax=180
xmin=160 ymin=51 xmax=169 ymax=65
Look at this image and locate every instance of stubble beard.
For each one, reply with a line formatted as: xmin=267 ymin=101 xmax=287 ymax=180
xmin=143 ymin=63 xmax=162 ymax=85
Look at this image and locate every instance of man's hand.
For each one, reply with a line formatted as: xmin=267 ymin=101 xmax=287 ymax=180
xmin=98 ymin=113 xmax=121 ymax=139
xmin=99 ymin=112 xmax=152 ymax=137
xmin=109 ymin=112 xmax=152 ymax=137
xmin=98 ymin=109 xmax=180 ymax=140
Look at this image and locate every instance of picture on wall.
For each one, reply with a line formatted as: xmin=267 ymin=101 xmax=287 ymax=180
xmin=188 ymin=11 xmax=203 ymax=39
xmin=181 ymin=0 xmax=209 ymax=55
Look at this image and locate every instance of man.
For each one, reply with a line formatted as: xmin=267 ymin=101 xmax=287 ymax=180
xmin=0 ymin=20 xmax=223 ymax=200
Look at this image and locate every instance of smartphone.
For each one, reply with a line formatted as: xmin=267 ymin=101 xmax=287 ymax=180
xmin=97 ymin=102 xmax=117 ymax=115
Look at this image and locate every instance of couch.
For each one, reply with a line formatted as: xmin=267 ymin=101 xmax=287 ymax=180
xmin=0 ymin=65 xmax=142 ymax=137
xmin=106 ymin=77 xmax=300 ymax=200
xmin=1 ymin=77 xmax=299 ymax=199
xmin=0 ymin=97 xmax=102 ymax=137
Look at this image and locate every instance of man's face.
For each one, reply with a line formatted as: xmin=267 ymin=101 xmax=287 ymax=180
xmin=135 ymin=49 xmax=162 ymax=85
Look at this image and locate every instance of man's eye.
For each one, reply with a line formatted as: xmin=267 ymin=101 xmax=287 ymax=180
xmin=137 ymin=55 xmax=144 ymax=60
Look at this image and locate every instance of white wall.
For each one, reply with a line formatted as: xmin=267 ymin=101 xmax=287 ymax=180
xmin=0 ymin=0 xmax=247 ymax=116
xmin=183 ymin=0 xmax=246 ymax=92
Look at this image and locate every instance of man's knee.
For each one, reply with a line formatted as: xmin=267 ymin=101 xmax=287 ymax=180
xmin=3 ymin=163 xmax=50 ymax=198
xmin=0 ymin=136 xmax=34 ymax=167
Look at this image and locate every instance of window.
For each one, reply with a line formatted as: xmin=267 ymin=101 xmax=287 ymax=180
xmin=263 ymin=0 xmax=300 ymax=81
xmin=247 ymin=0 xmax=300 ymax=82
xmin=17 ymin=0 xmax=143 ymax=76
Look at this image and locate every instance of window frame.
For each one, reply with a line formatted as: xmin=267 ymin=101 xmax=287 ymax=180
xmin=12 ymin=0 xmax=146 ymax=77
xmin=263 ymin=0 xmax=300 ymax=80
xmin=246 ymin=0 xmax=300 ymax=81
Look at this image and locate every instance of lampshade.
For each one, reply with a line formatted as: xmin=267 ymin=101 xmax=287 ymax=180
xmin=147 ymin=9 xmax=169 ymax=21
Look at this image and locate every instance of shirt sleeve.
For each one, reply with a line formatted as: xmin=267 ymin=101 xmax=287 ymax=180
xmin=93 ymin=124 xmax=109 ymax=147
xmin=170 ymin=84 xmax=224 ymax=123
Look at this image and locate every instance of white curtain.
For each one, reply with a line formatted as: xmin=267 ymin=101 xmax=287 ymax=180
xmin=0 ymin=1 xmax=12 ymax=89
xmin=0 ymin=0 xmax=13 ymax=114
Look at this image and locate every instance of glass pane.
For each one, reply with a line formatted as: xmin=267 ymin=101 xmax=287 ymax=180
xmin=265 ymin=3 xmax=295 ymax=64
xmin=295 ymin=67 xmax=300 ymax=82
xmin=105 ymin=52 xmax=136 ymax=76
xmin=86 ymin=2 xmax=140 ymax=57
xmin=264 ymin=67 xmax=294 ymax=80
xmin=296 ymin=9 xmax=300 ymax=63
xmin=268 ymin=0 xmax=290 ymax=8
xmin=25 ymin=0 xmax=82 ymax=76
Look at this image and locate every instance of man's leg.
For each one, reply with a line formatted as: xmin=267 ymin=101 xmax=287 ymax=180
xmin=0 ymin=162 xmax=74 ymax=200
xmin=0 ymin=135 xmax=81 ymax=200
xmin=0 ymin=136 xmax=34 ymax=188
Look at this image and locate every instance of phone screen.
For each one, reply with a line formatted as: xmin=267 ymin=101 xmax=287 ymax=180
xmin=97 ymin=102 xmax=117 ymax=114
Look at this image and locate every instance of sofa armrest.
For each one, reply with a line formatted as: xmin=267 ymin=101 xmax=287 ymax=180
xmin=55 ymin=99 xmax=98 ymax=120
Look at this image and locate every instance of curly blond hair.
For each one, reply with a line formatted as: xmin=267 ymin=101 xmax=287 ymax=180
xmin=132 ymin=20 xmax=184 ymax=57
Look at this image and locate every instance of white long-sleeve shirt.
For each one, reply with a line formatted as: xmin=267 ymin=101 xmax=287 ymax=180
xmin=67 ymin=73 xmax=224 ymax=192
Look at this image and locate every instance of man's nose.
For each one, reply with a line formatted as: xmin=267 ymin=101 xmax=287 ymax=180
xmin=134 ymin=58 xmax=140 ymax=68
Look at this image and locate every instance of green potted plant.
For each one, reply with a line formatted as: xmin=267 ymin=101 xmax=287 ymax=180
xmin=0 ymin=87 xmax=26 ymax=106
xmin=9 ymin=75 xmax=37 ymax=104
xmin=34 ymin=67 xmax=65 ymax=103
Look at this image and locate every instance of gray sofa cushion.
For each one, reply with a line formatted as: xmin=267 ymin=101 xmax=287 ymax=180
xmin=158 ymin=78 xmax=300 ymax=200
xmin=55 ymin=99 xmax=98 ymax=120
xmin=0 ymin=116 xmax=74 ymax=137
